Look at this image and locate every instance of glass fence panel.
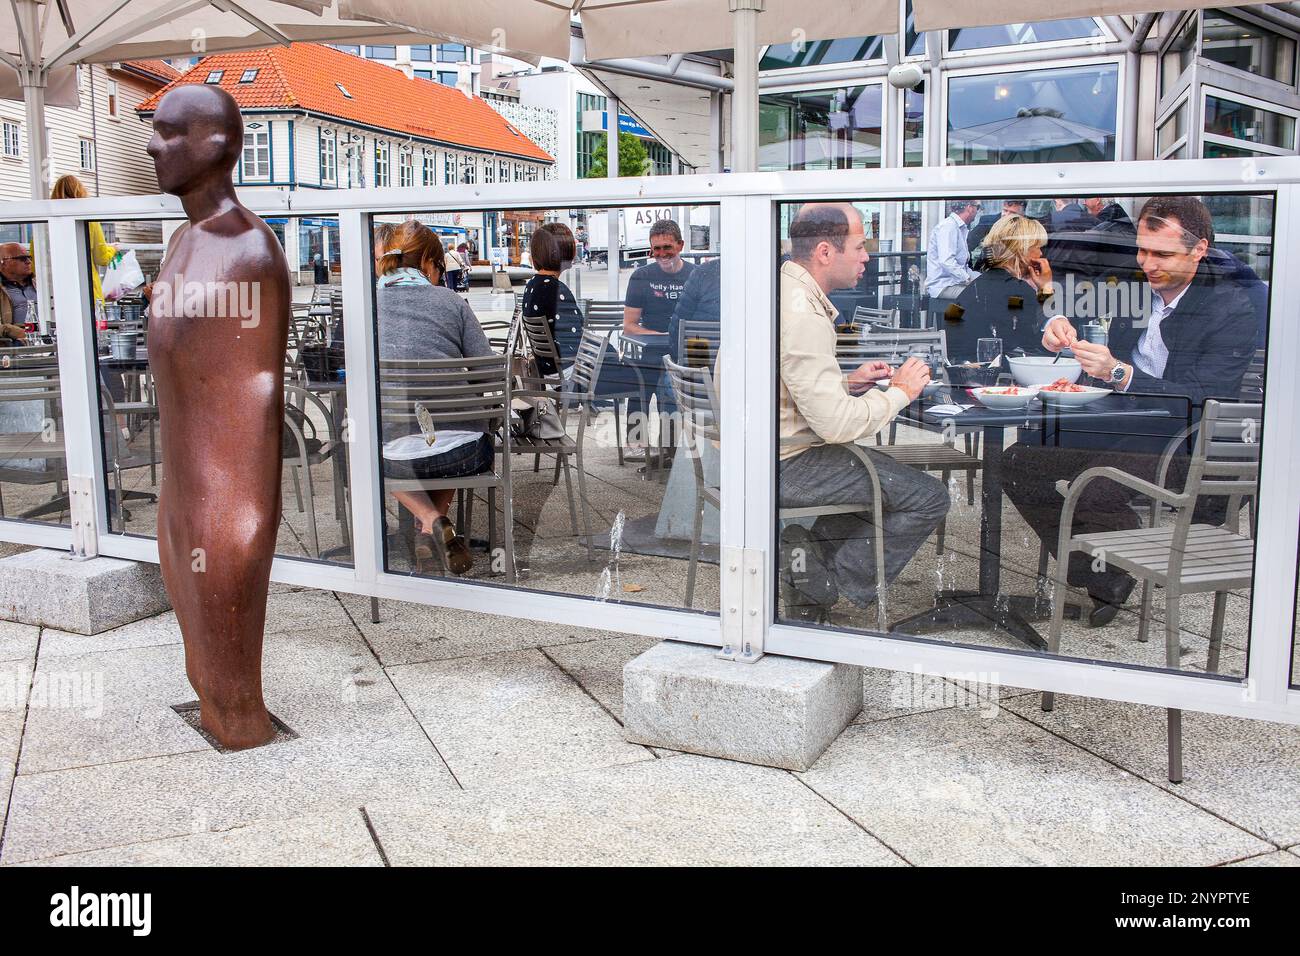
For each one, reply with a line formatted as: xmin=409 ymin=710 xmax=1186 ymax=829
xmin=92 ymin=215 xmax=353 ymax=566
xmin=1292 ymin=526 xmax=1299 ymax=689
xmin=0 ymin=221 xmax=67 ymax=529
xmin=774 ymin=192 xmax=1270 ymax=680
xmin=369 ymin=204 xmax=722 ymax=613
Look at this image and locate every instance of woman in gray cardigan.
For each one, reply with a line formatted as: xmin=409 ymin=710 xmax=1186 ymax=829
xmin=376 ymin=220 xmax=494 ymax=576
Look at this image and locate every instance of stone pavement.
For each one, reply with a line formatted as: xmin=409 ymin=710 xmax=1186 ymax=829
xmin=1 ymin=588 xmax=1298 ymax=867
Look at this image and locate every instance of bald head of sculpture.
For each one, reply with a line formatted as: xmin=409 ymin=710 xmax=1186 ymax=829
xmin=146 ymin=85 xmax=243 ymax=196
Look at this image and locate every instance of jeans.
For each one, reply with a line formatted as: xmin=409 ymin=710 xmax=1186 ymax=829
xmin=779 ymin=443 xmax=950 ymax=609
xmin=383 ymin=433 xmax=494 ymax=481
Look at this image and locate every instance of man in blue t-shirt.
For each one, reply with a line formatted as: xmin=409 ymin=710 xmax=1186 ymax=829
xmin=623 ymin=220 xmax=695 ymax=334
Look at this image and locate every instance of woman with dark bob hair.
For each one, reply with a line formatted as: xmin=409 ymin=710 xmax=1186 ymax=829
xmin=521 ymin=222 xmax=584 ymax=375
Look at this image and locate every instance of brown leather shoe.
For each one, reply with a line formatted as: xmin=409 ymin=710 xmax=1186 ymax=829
xmin=412 ymin=531 xmax=444 ymax=576
xmin=433 ymin=517 xmax=473 ymax=575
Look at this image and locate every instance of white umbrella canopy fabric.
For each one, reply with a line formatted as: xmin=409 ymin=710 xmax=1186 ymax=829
xmin=343 ymin=0 xmax=900 ymax=61
xmin=911 ymin=0 xmax=1268 ymax=31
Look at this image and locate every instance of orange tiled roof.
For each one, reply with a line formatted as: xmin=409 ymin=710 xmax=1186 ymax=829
xmin=137 ymin=44 xmax=552 ymax=163
xmin=122 ymin=59 xmax=182 ymax=83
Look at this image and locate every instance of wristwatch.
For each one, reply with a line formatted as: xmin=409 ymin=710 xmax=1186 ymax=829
xmin=1109 ymin=362 xmax=1128 ymax=385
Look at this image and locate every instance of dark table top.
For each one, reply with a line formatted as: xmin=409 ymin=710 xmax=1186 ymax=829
xmin=912 ymin=393 xmax=1174 ymax=428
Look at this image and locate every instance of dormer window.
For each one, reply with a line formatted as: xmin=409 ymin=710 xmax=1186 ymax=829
xmin=239 ymin=69 xmax=258 ymax=83
xmin=204 ymin=70 xmax=223 ymax=84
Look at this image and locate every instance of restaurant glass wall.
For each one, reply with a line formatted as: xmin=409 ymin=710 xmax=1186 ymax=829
xmin=0 ymin=220 xmax=67 ymax=530
xmin=773 ymin=189 xmax=1272 ymax=683
xmin=946 ymin=19 xmax=1106 ymax=53
xmin=89 ymin=215 xmax=354 ymax=566
xmin=760 ymin=85 xmax=883 ymax=172
xmin=1201 ymin=8 xmax=1297 ymax=87
xmin=368 ymin=203 xmax=723 ymax=614
xmin=945 ymin=63 xmax=1120 ymax=166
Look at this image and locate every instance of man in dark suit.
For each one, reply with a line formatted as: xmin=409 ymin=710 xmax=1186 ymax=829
xmin=1046 ymin=197 xmax=1140 ymax=284
xmin=1003 ymin=195 xmax=1258 ymax=626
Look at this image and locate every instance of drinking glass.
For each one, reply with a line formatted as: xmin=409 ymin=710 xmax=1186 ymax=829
xmin=976 ymin=337 xmax=1003 ymax=365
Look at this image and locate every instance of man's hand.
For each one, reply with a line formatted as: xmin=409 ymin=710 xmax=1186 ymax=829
xmin=846 ymin=359 xmax=891 ymax=395
xmin=890 ymin=357 xmax=931 ymax=403
xmin=1042 ymin=316 xmax=1077 ymax=352
xmin=1071 ymin=339 xmax=1128 ymax=383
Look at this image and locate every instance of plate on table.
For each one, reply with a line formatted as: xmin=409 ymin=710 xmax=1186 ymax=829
xmin=970 ymin=385 xmax=1039 ymax=409
xmin=1036 ymin=381 xmax=1111 ymax=407
xmin=876 ymin=379 xmax=946 ymax=398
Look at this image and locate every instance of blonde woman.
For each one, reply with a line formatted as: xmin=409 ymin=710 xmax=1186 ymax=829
xmin=50 ymin=174 xmax=117 ymax=305
xmin=946 ymin=213 xmax=1054 ymax=361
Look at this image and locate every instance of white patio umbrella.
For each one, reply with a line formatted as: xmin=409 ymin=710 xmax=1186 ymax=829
xmin=911 ymin=0 xmax=1269 ymax=31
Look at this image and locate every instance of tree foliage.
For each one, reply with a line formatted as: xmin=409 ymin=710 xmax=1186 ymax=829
xmin=586 ymin=131 xmax=650 ymax=178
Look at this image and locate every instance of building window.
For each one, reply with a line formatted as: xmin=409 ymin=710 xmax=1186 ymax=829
xmin=204 ymin=70 xmax=223 ymax=84
xmin=1157 ymin=100 xmax=1189 ymax=158
xmin=241 ymin=127 xmax=270 ymax=180
xmin=499 ymin=159 xmax=509 ymax=181
xmin=374 ymin=141 xmax=390 ymax=187
xmin=106 ymin=79 xmax=119 ymax=118
xmin=334 ymin=44 xmax=360 ymax=56
xmin=484 ymin=160 xmax=495 ymax=183
xmin=423 ymin=153 xmax=435 ymax=185
xmin=946 ymin=63 xmax=1119 ymax=165
xmin=761 ymin=36 xmax=884 ymax=71
xmin=438 ymin=43 xmax=467 ymax=63
xmin=415 ymin=69 xmax=433 ymax=80
xmin=514 ymin=162 xmax=522 ymax=181
xmin=79 ymin=138 xmax=95 ymax=171
xmin=239 ymin=68 xmax=259 ymax=83
xmin=319 ymin=132 xmax=336 ymax=184
xmin=2 ymin=121 xmax=19 ymax=158
xmin=366 ymin=45 xmax=397 ymax=59
xmin=759 ymin=84 xmax=884 ymax=171
xmin=1204 ymin=92 xmax=1297 ymax=152
xmin=399 ymin=149 xmax=413 ymax=187
xmin=460 ymin=155 xmax=476 ymax=184
xmin=336 ymin=83 xmax=352 ymax=98
xmin=1160 ymin=14 xmax=1198 ymax=99
xmin=903 ymin=87 xmax=925 ymax=166
xmin=947 ymin=18 xmax=1104 ymax=52
xmin=411 ymin=44 xmax=433 ymax=62
xmin=437 ymin=70 xmax=457 ymax=87
xmin=1202 ymin=9 xmax=1297 ymax=86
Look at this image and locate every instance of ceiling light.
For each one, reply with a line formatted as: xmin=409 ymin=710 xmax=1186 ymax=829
xmin=649 ymin=98 xmax=661 ymax=103
xmin=638 ymin=85 xmax=651 ymax=90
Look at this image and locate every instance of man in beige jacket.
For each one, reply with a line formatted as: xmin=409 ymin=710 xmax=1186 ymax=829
xmin=779 ymin=203 xmax=948 ymax=623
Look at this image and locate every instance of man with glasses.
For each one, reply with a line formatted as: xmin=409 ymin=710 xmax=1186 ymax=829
xmin=0 ymin=242 xmax=36 ymax=342
xmin=925 ymin=200 xmax=981 ymax=299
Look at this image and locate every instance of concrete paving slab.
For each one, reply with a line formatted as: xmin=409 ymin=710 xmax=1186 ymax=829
xmin=542 ymin=635 xmax=660 ymax=721
xmin=7 ymin=809 xmax=383 ymax=867
xmin=339 ymin=593 xmax=620 ymax=666
xmin=0 ymin=720 xmax=457 ymax=865
xmin=0 ymin=656 xmax=32 ymax=829
xmin=364 ymin=754 xmax=905 ymax=866
xmin=1225 ymin=850 xmax=1300 ymax=867
xmin=387 ymin=648 xmax=651 ymax=788
xmin=38 ymin=611 xmax=182 ymax=657
xmin=0 ymin=620 xmax=37 ymax=664
xmin=799 ymin=707 xmax=1270 ymax=866
xmin=1004 ymin=693 xmax=1300 ymax=847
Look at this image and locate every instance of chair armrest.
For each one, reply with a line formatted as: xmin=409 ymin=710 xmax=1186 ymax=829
xmin=1061 ymin=466 xmax=1190 ymax=511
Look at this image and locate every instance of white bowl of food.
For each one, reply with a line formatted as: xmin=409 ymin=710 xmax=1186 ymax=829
xmin=1036 ymin=379 xmax=1111 ymax=407
xmin=1008 ymin=355 xmax=1082 ymax=387
xmin=970 ymin=385 xmax=1039 ymax=409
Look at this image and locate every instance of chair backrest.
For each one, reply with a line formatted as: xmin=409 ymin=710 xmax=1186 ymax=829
xmin=377 ymin=355 xmax=511 ymax=445
xmin=852 ymin=305 xmax=898 ymax=328
xmin=0 ymin=366 xmax=61 ymax=407
xmin=581 ymin=299 xmax=625 ymax=334
xmin=0 ymin=344 xmax=58 ymax=371
xmin=520 ymin=311 xmax=564 ymax=387
xmin=1167 ymin=399 xmax=1261 ymax=554
xmin=836 ymin=328 xmax=947 ymax=371
xmin=568 ymin=328 xmax=611 ymax=398
xmin=678 ymin=319 xmax=721 ymax=370
xmin=664 ymin=355 xmax=720 ymax=491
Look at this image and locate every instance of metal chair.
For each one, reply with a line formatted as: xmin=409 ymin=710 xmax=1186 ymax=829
xmin=851 ymin=305 xmax=899 ymax=328
xmin=378 ymin=354 xmax=515 ymax=581
xmin=0 ymin=366 xmax=67 ymax=519
xmin=282 ymin=383 xmax=352 ymax=559
xmin=515 ymin=316 xmax=610 ymax=563
xmin=1041 ymin=400 xmax=1262 ymax=783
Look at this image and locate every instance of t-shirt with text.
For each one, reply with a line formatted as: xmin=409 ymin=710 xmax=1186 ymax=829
xmin=624 ymin=259 xmax=696 ymax=333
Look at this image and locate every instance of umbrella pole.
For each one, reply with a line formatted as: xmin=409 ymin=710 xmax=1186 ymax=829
xmin=606 ymin=94 xmax=620 ymax=301
xmin=729 ymin=0 xmax=761 ymax=174
xmin=16 ymin=0 xmax=54 ymax=334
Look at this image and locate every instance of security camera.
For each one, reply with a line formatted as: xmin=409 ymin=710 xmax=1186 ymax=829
xmin=887 ymin=63 xmax=925 ymax=90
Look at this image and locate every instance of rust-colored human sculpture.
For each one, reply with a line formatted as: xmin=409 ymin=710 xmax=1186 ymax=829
xmin=146 ymin=86 xmax=289 ymax=749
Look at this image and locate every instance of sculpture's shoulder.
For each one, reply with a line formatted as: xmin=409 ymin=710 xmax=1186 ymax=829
xmin=202 ymin=207 xmax=288 ymax=285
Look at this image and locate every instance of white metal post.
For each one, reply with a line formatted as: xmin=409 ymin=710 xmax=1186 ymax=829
xmin=729 ymin=0 xmax=762 ymax=174
xmin=337 ymin=208 xmax=381 ymax=587
xmin=606 ymin=94 xmax=621 ymax=301
xmin=47 ymin=216 xmax=108 ymax=558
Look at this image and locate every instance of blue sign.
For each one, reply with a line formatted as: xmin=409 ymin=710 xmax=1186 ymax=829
xmin=594 ymin=111 xmax=653 ymax=139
